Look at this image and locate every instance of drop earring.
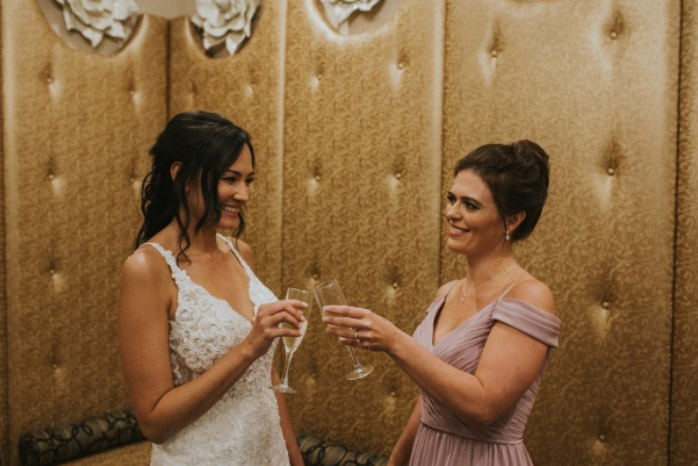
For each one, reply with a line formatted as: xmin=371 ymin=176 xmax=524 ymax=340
xmin=505 ymin=230 xmax=511 ymax=241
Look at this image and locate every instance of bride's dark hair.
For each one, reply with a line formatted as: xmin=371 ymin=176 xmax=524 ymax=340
xmin=134 ymin=111 xmax=255 ymax=260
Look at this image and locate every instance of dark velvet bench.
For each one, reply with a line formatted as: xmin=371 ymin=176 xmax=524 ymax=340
xmin=18 ymin=409 xmax=388 ymax=465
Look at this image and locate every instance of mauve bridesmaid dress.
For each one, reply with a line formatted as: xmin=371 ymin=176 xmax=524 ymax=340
xmin=409 ymin=291 xmax=561 ymax=466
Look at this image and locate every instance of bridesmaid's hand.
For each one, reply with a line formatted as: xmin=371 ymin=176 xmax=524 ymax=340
xmin=244 ymin=300 xmax=307 ymax=359
xmin=322 ymin=306 xmax=402 ymax=353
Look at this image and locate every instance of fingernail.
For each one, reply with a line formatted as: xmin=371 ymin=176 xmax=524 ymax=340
xmin=300 ymin=315 xmax=306 ymax=322
xmin=321 ymin=317 xmax=328 ymax=322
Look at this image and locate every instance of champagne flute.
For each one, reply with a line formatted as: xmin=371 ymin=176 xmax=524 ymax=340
xmin=270 ymin=287 xmax=311 ymax=394
xmin=313 ymin=279 xmax=374 ymax=380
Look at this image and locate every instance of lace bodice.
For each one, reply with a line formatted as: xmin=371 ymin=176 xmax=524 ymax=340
xmin=143 ymin=234 xmax=289 ymax=466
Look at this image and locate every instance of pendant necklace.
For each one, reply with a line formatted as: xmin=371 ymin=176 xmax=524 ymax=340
xmin=460 ymin=268 xmax=513 ymax=303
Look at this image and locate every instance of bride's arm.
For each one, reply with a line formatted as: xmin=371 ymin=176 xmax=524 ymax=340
xmin=272 ymin=368 xmax=305 ymax=465
xmin=118 ymin=249 xmax=304 ymax=444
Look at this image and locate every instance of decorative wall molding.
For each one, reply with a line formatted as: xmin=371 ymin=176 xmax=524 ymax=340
xmin=320 ymin=0 xmax=384 ymax=30
xmin=191 ymin=0 xmax=261 ymax=57
xmin=53 ymin=0 xmax=140 ymax=48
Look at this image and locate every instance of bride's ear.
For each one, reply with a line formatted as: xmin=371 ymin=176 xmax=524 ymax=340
xmin=170 ymin=162 xmax=182 ymax=181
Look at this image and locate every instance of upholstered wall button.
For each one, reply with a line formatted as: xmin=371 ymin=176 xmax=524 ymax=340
xmin=310 ymin=75 xmax=320 ymax=90
xmin=392 ymin=282 xmax=399 ymax=289
xmin=598 ymin=433 xmax=606 ymax=441
xmin=48 ymin=173 xmax=55 ymax=181
xmin=314 ymin=174 xmax=321 ymax=182
xmin=395 ymin=172 xmax=402 ymax=180
xmin=602 ymin=301 xmax=610 ymax=309
xmin=610 ymin=31 xmax=618 ymax=40
xmin=607 ymin=167 xmax=616 ymax=176
xmin=491 ymin=49 xmax=498 ymax=58
xmin=312 ymin=273 xmax=318 ymax=280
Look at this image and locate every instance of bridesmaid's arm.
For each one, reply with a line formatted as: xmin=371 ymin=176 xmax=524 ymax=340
xmin=272 ymin=367 xmax=305 ymax=465
xmin=388 ymin=400 xmax=421 ymax=466
xmin=324 ymin=280 xmax=555 ymax=428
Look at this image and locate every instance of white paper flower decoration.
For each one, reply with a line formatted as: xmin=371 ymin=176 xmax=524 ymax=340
xmin=191 ymin=0 xmax=261 ymax=56
xmin=53 ymin=0 xmax=140 ymax=48
xmin=320 ymin=0 xmax=384 ymax=30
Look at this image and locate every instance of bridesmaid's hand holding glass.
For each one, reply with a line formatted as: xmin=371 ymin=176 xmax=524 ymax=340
xmin=322 ymin=306 xmax=402 ymax=352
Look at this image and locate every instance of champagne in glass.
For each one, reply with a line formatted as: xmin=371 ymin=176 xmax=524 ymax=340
xmin=271 ymin=287 xmax=310 ymax=394
xmin=313 ymin=279 xmax=374 ymax=381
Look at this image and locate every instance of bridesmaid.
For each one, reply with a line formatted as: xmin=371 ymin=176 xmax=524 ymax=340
xmin=323 ymin=141 xmax=561 ymax=466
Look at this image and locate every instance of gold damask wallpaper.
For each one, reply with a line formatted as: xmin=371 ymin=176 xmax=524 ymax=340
xmin=1 ymin=0 xmax=697 ymax=465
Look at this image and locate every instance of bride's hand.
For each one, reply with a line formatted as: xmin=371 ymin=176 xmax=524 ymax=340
xmin=322 ymin=306 xmax=402 ymax=353
xmin=244 ymin=300 xmax=306 ymax=358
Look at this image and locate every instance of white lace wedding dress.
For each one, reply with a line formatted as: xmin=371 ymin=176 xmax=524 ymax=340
xmin=143 ymin=234 xmax=290 ymax=466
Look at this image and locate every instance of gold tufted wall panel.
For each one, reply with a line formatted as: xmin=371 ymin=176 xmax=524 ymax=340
xmin=2 ymin=0 xmax=698 ymax=465
xmin=672 ymin=0 xmax=698 ymax=464
xmin=441 ymin=1 xmax=679 ymax=465
xmin=1 ymin=1 xmax=167 ymax=463
xmin=168 ymin=2 xmax=287 ymax=293
xmin=280 ymin=0 xmax=443 ymax=455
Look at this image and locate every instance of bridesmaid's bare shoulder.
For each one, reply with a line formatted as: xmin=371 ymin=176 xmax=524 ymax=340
xmin=435 ymin=280 xmax=460 ymax=299
xmin=506 ymin=279 xmax=556 ymax=315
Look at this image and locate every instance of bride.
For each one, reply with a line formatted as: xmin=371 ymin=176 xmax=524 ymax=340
xmin=118 ymin=111 xmax=305 ymax=465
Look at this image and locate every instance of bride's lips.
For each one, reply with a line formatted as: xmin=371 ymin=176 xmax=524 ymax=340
xmin=221 ymin=205 xmax=241 ymax=217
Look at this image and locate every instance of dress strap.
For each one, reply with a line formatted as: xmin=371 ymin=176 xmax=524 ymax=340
xmin=217 ymin=234 xmax=254 ymax=275
xmin=493 ymin=299 xmax=561 ymax=347
xmin=141 ymin=242 xmax=190 ymax=287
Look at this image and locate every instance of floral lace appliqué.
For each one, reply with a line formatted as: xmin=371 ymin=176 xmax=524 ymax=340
xmin=144 ymin=237 xmax=289 ymax=466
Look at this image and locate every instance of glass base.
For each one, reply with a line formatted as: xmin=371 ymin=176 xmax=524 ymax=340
xmin=345 ymin=364 xmax=374 ymax=381
xmin=270 ymin=383 xmax=297 ymax=394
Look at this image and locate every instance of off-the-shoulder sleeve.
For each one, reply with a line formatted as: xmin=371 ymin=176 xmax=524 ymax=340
xmin=492 ymin=298 xmax=561 ymax=348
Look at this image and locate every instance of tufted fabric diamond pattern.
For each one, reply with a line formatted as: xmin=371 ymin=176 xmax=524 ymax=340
xmin=441 ymin=1 xmax=679 ymax=464
xmin=1 ymin=1 xmax=168 ymax=464
xmin=280 ymin=0 xmax=444 ymax=457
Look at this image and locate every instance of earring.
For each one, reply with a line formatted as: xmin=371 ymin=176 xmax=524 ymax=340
xmin=505 ymin=230 xmax=511 ymax=241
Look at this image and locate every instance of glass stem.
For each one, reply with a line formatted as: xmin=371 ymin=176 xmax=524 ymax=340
xmin=346 ymin=347 xmax=363 ymax=370
xmin=281 ymin=347 xmax=296 ymax=386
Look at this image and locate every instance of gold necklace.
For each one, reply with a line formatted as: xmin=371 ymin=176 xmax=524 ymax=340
xmin=460 ymin=268 xmax=513 ymax=303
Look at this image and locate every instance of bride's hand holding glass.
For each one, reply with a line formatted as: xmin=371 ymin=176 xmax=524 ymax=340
xmin=243 ymin=300 xmax=307 ymax=359
xmin=322 ymin=306 xmax=401 ymax=352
